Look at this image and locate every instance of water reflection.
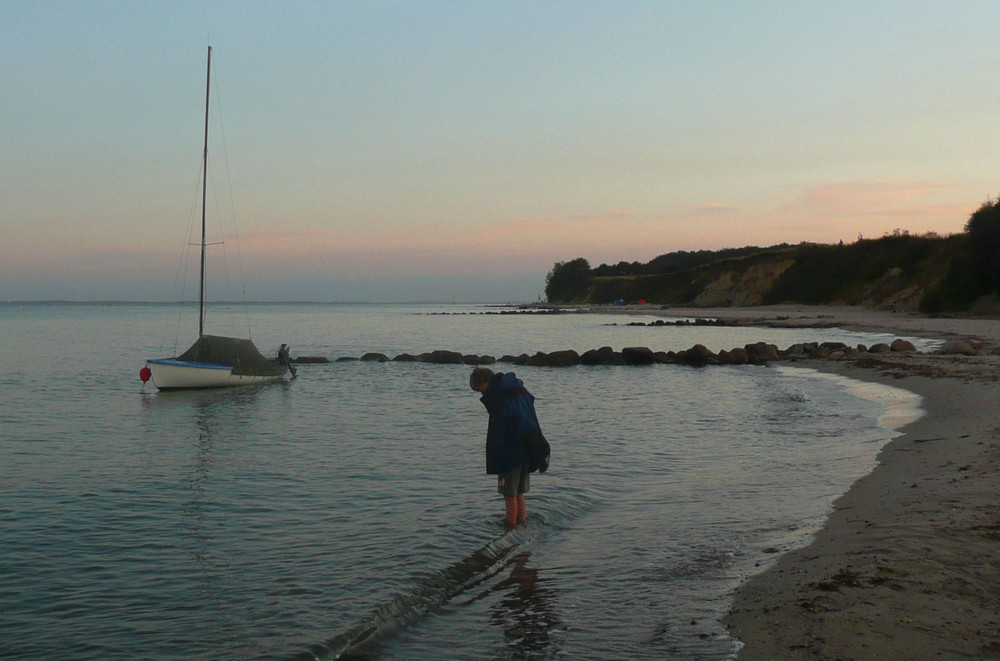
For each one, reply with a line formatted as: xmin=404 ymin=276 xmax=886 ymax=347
xmin=490 ymin=551 xmax=560 ymax=659
xmin=177 ymin=394 xmax=228 ymax=610
xmin=180 ymin=418 xmax=214 ymax=565
xmin=153 ymin=387 xmax=268 ymax=608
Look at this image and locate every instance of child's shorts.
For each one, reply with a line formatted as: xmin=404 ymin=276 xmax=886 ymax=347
xmin=497 ymin=465 xmax=530 ymax=497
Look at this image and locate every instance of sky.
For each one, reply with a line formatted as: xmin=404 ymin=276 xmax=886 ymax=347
xmin=3 ymin=1 xmax=1000 ymax=303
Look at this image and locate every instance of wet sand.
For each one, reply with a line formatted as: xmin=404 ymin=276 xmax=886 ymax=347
xmin=657 ymin=306 xmax=1000 ymax=659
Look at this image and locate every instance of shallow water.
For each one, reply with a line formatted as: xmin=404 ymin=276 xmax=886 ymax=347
xmin=0 ymin=303 xmax=925 ymax=659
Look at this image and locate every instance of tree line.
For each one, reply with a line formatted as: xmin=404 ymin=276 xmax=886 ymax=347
xmin=544 ymin=197 xmax=1000 ymax=313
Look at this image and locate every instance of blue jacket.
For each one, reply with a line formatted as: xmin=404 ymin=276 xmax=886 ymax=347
xmin=480 ymin=372 xmax=546 ymax=475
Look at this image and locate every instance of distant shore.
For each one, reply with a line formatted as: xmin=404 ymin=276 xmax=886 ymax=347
xmin=536 ymin=302 xmax=1000 ymax=342
xmin=608 ymin=305 xmax=1000 ymax=659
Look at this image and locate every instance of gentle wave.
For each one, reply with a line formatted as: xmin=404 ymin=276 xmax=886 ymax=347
xmin=777 ymin=365 xmax=924 ymax=430
xmin=288 ymin=524 xmax=539 ymax=660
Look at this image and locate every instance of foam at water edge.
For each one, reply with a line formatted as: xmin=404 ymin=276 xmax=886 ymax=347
xmin=776 ymin=365 xmax=924 ymax=431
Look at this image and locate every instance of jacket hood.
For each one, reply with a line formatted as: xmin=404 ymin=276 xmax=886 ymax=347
xmin=492 ymin=372 xmax=524 ymax=392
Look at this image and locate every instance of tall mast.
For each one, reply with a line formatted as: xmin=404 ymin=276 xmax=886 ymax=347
xmin=199 ymin=45 xmax=211 ymax=337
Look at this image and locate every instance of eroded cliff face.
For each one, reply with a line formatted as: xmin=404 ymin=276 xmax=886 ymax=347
xmin=855 ymin=267 xmax=924 ymax=310
xmin=576 ymin=235 xmax=962 ymax=309
xmin=693 ymin=259 xmax=795 ymax=307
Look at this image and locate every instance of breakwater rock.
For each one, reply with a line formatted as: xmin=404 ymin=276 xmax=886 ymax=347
xmin=621 ymin=317 xmax=735 ymax=327
xmin=294 ymin=356 xmax=331 ymax=363
xmin=296 ymin=338 xmax=930 ymax=367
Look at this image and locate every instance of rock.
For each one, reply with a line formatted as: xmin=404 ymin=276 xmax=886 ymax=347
xmin=622 ymin=346 xmax=656 ymax=365
xmin=420 ymin=350 xmax=464 ymax=364
xmin=522 ymin=350 xmax=581 ymax=367
xmin=463 ymin=354 xmax=495 ymax=365
xmin=890 ymin=339 xmax=917 ymax=352
xmin=718 ymin=347 xmax=749 ymax=365
xmin=526 ymin=352 xmax=550 ymax=366
xmin=335 ymin=356 xmax=358 ymax=362
xmin=820 ymin=341 xmax=848 ymax=351
xmin=868 ymin=343 xmax=891 ymax=353
xmin=360 ymin=352 xmax=389 ymax=362
xmin=939 ymin=339 xmax=979 ymax=356
xmin=294 ymin=356 xmax=329 ymax=363
xmin=544 ymin=349 xmax=581 ymax=367
xmin=679 ymin=344 xmax=717 ymax=366
xmin=581 ymin=346 xmax=623 ymax=365
xmin=392 ymin=353 xmax=419 ymax=362
xmin=783 ymin=342 xmax=815 ymax=359
xmin=602 ymin=352 xmax=625 ymax=365
xmin=745 ymin=342 xmax=780 ymax=363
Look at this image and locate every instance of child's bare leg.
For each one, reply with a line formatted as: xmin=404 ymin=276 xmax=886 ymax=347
xmin=504 ymin=496 xmax=518 ymax=527
xmin=516 ymin=494 xmax=527 ymax=524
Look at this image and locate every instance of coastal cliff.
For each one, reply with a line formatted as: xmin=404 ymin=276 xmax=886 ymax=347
xmin=547 ymin=198 xmax=1000 ymax=313
xmin=550 ymin=232 xmax=970 ymax=312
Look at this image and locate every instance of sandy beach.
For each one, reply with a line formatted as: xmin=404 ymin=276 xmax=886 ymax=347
xmin=654 ymin=306 xmax=1000 ymax=659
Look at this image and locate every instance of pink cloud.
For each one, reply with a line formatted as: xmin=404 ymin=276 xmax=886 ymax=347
xmin=481 ymin=210 xmax=636 ymax=237
xmin=84 ymin=178 xmax=981 ymax=287
xmin=791 ymin=178 xmax=974 ymax=229
xmin=685 ymin=202 xmax=736 ymax=216
xmin=654 ymin=179 xmax=979 ymax=250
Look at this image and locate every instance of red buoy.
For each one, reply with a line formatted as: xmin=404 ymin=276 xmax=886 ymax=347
xmin=140 ymin=366 xmax=152 ymax=383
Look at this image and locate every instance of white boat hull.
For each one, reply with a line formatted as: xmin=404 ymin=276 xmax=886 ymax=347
xmin=147 ymin=359 xmax=285 ymax=390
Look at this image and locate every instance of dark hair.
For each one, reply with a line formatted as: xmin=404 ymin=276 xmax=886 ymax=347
xmin=469 ymin=367 xmax=495 ymax=390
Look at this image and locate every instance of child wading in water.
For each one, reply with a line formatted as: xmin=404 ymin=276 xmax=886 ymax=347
xmin=469 ymin=368 xmax=549 ymax=528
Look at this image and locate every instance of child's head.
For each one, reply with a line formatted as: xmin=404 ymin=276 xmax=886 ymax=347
xmin=469 ymin=367 xmax=495 ymax=392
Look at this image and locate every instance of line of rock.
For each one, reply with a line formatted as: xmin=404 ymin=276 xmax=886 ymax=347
xmin=291 ymin=337 xmax=981 ymax=367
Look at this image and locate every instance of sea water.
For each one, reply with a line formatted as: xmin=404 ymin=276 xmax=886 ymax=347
xmin=0 ymin=303 xmax=931 ymax=660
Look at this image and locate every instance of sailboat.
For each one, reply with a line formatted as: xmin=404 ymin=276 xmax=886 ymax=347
xmin=145 ymin=47 xmax=287 ymax=390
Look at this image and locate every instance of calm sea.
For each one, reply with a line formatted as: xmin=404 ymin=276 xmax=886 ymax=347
xmin=0 ymin=303 xmax=931 ymax=660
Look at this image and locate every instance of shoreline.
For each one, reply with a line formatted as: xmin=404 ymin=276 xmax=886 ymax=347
xmin=642 ymin=306 xmax=1000 ymax=658
xmin=562 ymin=303 xmax=1000 ymax=343
xmin=727 ymin=361 xmax=1000 ymax=659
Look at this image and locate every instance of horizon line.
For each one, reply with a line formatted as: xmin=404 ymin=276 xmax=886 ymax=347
xmin=0 ymin=299 xmax=542 ymax=306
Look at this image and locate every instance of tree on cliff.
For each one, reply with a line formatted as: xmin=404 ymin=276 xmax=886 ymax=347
xmin=965 ymin=196 xmax=1000 ymax=294
xmin=920 ymin=198 xmax=1000 ymax=313
xmin=545 ymin=258 xmax=591 ymax=302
